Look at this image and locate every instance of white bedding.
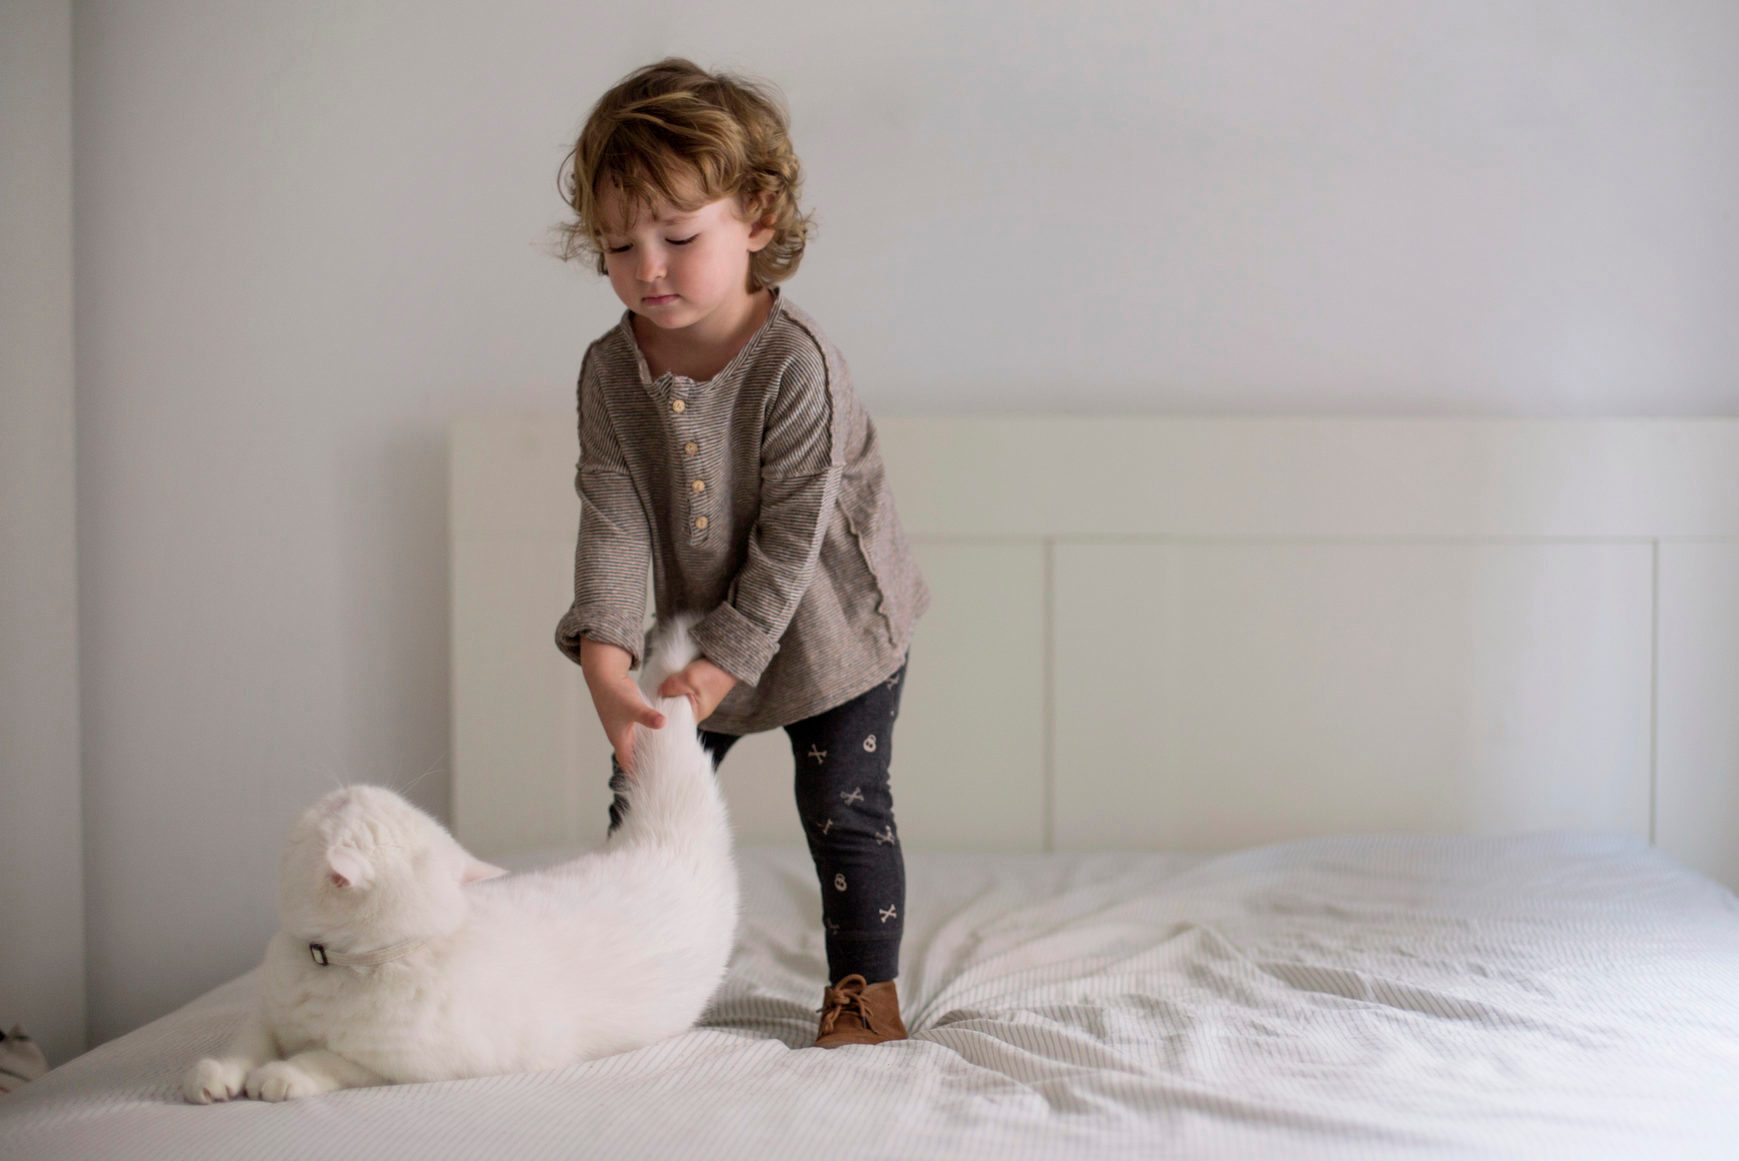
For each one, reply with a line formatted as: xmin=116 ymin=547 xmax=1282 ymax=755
xmin=4 ymin=834 xmax=1737 ymax=1160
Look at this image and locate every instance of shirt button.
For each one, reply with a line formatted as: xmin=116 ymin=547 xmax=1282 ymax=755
xmin=684 ymin=441 xmax=698 ymax=456
xmin=670 ymin=399 xmax=686 ymax=413
xmin=694 ymin=516 xmax=709 ymax=530
xmin=691 ymin=479 xmax=705 ymax=493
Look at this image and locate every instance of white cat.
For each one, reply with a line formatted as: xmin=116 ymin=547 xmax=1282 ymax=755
xmin=182 ymin=614 xmax=737 ymax=1103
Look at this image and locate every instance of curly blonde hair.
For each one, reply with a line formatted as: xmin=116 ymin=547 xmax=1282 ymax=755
xmin=554 ymin=57 xmax=816 ymax=292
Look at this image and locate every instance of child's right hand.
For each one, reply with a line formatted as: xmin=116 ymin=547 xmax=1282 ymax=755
xmin=579 ymin=638 xmax=666 ymax=774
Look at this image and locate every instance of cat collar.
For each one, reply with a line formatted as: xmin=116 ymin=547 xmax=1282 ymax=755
xmin=307 ymin=938 xmax=428 ymax=968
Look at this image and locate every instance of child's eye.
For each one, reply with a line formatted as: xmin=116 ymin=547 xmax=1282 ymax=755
xmin=606 ymin=234 xmax=699 ymax=255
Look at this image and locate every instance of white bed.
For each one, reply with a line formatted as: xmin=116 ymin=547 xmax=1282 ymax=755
xmin=8 ymin=416 xmax=1739 ymax=1158
xmin=3 ymin=835 xmax=1737 ymax=1159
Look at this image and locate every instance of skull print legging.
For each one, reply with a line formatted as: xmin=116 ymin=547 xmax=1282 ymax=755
xmin=609 ymin=650 xmax=910 ymax=983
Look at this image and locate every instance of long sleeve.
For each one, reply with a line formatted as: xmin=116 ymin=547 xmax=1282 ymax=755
xmin=691 ymin=357 xmax=843 ymax=686
xmin=553 ymin=347 xmax=652 ymax=670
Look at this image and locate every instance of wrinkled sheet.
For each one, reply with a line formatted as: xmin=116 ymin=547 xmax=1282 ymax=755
xmin=4 ymin=834 xmax=1737 ymax=1160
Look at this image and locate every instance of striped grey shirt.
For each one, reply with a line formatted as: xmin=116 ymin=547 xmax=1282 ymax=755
xmin=554 ymin=286 xmax=932 ymax=735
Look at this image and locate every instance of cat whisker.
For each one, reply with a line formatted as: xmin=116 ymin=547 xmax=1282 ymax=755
xmin=394 ymin=755 xmax=447 ymax=799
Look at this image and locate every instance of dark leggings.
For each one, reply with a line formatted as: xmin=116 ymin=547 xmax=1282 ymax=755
xmin=609 ymin=651 xmax=909 ymax=982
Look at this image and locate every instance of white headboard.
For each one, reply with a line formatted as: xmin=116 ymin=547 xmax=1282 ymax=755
xmin=451 ymin=417 xmax=1739 ymax=891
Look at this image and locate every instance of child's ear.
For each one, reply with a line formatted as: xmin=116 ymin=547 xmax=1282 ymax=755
xmin=461 ymin=858 xmax=507 ymax=885
xmin=326 ymin=846 xmax=372 ymax=890
xmin=742 ymin=195 xmax=775 ymax=246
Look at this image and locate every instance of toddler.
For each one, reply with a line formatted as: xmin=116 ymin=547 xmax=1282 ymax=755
xmin=551 ymin=58 xmax=932 ymax=1048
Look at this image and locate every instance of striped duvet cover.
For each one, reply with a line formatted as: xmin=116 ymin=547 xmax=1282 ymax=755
xmin=4 ymin=834 xmax=1736 ymax=1160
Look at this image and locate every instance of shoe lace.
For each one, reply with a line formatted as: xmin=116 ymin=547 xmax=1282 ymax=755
xmin=817 ymin=973 xmax=877 ymax=1036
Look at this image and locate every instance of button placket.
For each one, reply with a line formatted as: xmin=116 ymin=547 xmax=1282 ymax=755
xmin=670 ymin=385 xmax=710 ymax=543
xmin=688 ymin=455 xmax=712 ymax=532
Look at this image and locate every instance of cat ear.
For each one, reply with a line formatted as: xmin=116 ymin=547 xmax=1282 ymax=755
xmin=461 ymin=858 xmax=507 ymax=885
xmin=326 ymin=846 xmax=372 ymax=890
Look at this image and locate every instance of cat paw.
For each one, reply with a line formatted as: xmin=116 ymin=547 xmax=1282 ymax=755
xmin=244 ymin=1060 xmax=324 ymax=1102
xmin=182 ymin=1057 xmax=247 ymax=1104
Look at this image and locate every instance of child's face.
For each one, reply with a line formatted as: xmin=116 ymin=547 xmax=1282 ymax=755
xmin=596 ymin=178 xmax=774 ymax=332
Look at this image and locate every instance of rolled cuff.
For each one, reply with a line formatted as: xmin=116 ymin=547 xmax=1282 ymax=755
xmin=690 ymin=601 xmax=780 ymax=687
xmin=554 ymin=606 xmax=646 ymax=671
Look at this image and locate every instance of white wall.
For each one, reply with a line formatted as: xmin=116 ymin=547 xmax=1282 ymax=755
xmin=1 ymin=0 xmax=85 ymax=1068
xmin=53 ymin=0 xmax=1739 ymax=1045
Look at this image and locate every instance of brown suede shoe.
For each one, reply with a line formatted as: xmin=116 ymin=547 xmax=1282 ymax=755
xmin=814 ymin=974 xmax=908 ymax=1048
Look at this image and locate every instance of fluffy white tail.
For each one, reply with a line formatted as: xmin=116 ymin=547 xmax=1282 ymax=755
xmin=609 ymin=614 xmax=732 ymax=856
xmin=637 ymin=613 xmax=704 ymax=696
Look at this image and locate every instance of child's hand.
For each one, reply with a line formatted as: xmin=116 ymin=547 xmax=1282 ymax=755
xmin=658 ymin=657 xmax=739 ymax=725
xmin=579 ymin=638 xmax=666 ymax=774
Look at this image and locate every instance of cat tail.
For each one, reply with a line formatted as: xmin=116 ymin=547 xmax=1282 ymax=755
xmin=612 ymin=613 xmax=733 ymax=859
xmin=636 ymin=611 xmax=705 ymax=697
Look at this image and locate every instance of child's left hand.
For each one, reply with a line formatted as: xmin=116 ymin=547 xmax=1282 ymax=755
xmin=658 ymin=657 xmax=740 ymax=724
